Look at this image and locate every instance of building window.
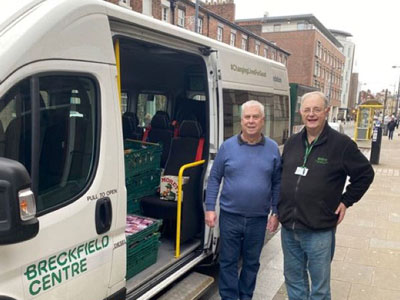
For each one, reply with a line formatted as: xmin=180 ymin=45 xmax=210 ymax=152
xmin=162 ymin=6 xmax=169 ymax=22
xmin=314 ymin=61 xmax=320 ymax=76
xmin=230 ymin=32 xmax=236 ymax=46
xmin=297 ymin=22 xmax=306 ymax=30
xmin=197 ymin=18 xmax=203 ymax=34
xmin=316 ymin=41 xmax=321 ymax=58
xmin=177 ymin=8 xmax=185 ymax=27
xmin=264 ymin=47 xmax=268 ymax=58
xmin=217 ymin=26 xmax=223 ymax=42
xmin=241 ymin=36 xmax=247 ymax=51
xmin=273 ymin=24 xmax=281 ymax=32
xmin=255 ymin=43 xmax=260 ymax=55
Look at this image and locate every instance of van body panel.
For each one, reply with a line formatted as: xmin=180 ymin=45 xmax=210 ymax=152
xmin=0 ymin=1 xmax=290 ymax=299
xmin=0 ymin=1 xmax=114 ymax=83
xmin=0 ymin=60 xmax=122 ymax=300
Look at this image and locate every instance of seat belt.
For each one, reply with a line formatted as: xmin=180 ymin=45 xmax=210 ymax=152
xmin=172 ymin=120 xmax=180 ymax=137
xmin=142 ymin=126 xmax=151 ymax=142
xmin=195 ymin=137 xmax=205 ymax=161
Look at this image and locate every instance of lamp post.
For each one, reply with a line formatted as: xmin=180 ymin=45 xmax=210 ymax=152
xmin=392 ymin=65 xmax=400 ymax=117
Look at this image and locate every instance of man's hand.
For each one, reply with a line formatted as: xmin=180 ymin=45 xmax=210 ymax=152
xmin=267 ymin=214 xmax=279 ymax=233
xmin=205 ymin=211 xmax=217 ymax=228
xmin=335 ymin=202 xmax=347 ymax=225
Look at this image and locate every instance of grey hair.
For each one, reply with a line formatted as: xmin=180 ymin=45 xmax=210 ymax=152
xmin=300 ymin=91 xmax=329 ymax=108
xmin=241 ymin=100 xmax=265 ymax=118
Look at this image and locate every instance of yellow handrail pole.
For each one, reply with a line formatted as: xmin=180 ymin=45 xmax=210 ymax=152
xmin=175 ymin=160 xmax=205 ymax=258
xmin=354 ymin=108 xmax=360 ymax=141
xmin=114 ymin=39 xmax=122 ymax=111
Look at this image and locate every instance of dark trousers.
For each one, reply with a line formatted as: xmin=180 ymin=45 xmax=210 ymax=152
xmin=219 ymin=210 xmax=267 ymax=300
xmin=389 ymin=130 xmax=394 ymax=140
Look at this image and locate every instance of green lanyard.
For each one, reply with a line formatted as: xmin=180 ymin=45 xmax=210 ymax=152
xmin=303 ymin=136 xmax=319 ymax=167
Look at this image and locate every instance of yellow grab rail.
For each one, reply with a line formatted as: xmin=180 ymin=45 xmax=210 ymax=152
xmin=175 ymin=159 xmax=205 ymax=258
xmin=114 ymin=39 xmax=122 ymax=112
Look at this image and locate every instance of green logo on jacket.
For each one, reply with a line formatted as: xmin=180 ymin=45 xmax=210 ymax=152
xmin=316 ymin=157 xmax=328 ymax=164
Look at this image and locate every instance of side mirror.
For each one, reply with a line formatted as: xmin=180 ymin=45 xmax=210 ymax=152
xmin=0 ymin=158 xmax=39 ymax=244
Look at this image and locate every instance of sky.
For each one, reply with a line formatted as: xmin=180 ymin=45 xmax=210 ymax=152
xmin=233 ymin=0 xmax=400 ymax=94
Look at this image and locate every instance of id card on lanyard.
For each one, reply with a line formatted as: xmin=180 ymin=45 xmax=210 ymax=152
xmin=295 ymin=136 xmax=318 ymax=177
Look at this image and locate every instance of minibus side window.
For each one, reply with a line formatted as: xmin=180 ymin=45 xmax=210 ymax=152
xmin=222 ymin=89 xmax=289 ymax=145
xmin=0 ymin=75 xmax=97 ymax=214
xmin=137 ymin=93 xmax=167 ymax=127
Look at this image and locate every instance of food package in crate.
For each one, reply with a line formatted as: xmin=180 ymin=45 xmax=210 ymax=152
xmin=160 ymin=175 xmax=189 ymax=201
xmin=125 ymin=215 xmax=155 ymax=236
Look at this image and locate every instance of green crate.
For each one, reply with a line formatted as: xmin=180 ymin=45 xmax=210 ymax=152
xmin=127 ymin=232 xmax=160 ymax=257
xmin=126 ymin=168 xmax=161 ymax=199
xmin=124 ymin=139 xmax=162 ymax=177
xmin=126 ymin=239 xmax=160 ymax=280
xmin=126 ymin=216 xmax=162 ymax=248
xmin=127 ymin=198 xmax=141 ymax=215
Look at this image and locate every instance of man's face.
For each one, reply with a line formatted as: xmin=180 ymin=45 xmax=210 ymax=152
xmin=241 ymin=105 xmax=265 ymax=137
xmin=300 ymin=95 xmax=329 ymax=132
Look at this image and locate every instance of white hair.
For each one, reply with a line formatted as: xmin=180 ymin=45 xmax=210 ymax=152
xmin=300 ymin=91 xmax=329 ymax=108
xmin=241 ymin=100 xmax=265 ymax=118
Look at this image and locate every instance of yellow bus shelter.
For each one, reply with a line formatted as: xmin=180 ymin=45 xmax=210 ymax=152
xmin=354 ymin=101 xmax=383 ymax=141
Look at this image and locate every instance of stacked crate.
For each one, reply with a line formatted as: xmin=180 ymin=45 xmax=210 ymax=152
xmin=124 ymin=140 xmax=162 ymax=214
xmin=125 ymin=215 xmax=162 ymax=280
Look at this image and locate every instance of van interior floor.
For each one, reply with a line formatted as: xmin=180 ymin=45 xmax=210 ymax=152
xmin=126 ymin=237 xmax=202 ymax=291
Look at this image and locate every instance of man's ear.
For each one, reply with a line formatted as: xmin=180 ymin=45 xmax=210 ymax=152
xmin=325 ymin=106 xmax=331 ymax=114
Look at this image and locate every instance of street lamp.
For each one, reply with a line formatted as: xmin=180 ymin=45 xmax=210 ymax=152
xmin=392 ymin=65 xmax=400 ymax=117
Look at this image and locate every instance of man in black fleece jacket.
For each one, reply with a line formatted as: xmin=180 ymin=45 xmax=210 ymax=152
xmin=278 ymin=91 xmax=374 ymax=300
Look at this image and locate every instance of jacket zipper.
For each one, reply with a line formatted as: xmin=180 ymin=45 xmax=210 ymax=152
xmin=292 ymin=175 xmax=302 ymax=230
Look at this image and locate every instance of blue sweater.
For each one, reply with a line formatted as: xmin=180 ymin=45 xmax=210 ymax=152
xmin=205 ymin=135 xmax=281 ymax=217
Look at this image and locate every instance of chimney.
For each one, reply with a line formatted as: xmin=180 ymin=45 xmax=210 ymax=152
xmin=204 ymin=0 xmax=236 ymax=23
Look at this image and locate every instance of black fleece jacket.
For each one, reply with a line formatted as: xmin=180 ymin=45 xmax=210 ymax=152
xmin=278 ymin=123 xmax=374 ymax=230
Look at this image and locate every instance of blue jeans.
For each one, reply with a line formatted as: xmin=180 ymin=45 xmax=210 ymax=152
xmin=219 ymin=210 xmax=267 ymax=300
xmin=281 ymin=226 xmax=336 ymax=300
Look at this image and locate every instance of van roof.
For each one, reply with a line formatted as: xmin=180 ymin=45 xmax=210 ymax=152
xmin=0 ymin=0 xmax=44 ymax=34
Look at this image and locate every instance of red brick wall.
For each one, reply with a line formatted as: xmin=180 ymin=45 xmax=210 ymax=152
xmin=132 ymin=0 xmax=142 ymax=13
xmin=152 ymin=0 xmax=162 ymax=20
xmin=261 ymin=30 xmax=317 ymax=86
xmin=204 ymin=3 xmax=235 ymax=23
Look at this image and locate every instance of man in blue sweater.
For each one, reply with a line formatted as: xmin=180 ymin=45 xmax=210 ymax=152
xmin=205 ymin=100 xmax=281 ymax=300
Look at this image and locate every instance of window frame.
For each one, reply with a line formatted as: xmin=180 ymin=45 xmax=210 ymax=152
xmin=217 ymin=26 xmax=223 ymax=42
xmin=0 ymin=72 xmax=101 ymax=216
xmin=177 ymin=8 xmax=185 ymax=27
xmin=230 ymin=32 xmax=236 ymax=46
xmin=162 ymin=6 xmax=169 ymax=22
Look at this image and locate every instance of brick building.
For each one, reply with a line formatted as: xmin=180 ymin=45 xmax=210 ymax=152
xmin=104 ymin=0 xmax=290 ymax=65
xmin=237 ymin=14 xmax=345 ymax=119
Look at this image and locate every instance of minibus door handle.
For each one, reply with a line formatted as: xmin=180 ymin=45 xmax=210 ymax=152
xmin=95 ymin=197 xmax=112 ymax=234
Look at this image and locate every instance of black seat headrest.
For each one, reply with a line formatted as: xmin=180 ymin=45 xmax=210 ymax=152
xmin=123 ymin=112 xmax=139 ymax=127
xmin=179 ymin=120 xmax=202 ymax=138
xmin=151 ymin=113 xmax=170 ymax=129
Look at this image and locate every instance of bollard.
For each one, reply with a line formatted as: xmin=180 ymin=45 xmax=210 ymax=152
xmin=370 ymin=125 xmax=382 ymax=164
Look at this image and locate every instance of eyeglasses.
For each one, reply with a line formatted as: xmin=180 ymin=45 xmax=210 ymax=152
xmin=301 ymin=107 xmax=325 ymax=115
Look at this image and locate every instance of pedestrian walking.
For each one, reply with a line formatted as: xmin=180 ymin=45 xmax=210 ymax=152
xmin=205 ymin=100 xmax=281 ymax=300
xmin=278 ymin=91 xmax=374 ymax=300
xmin=387 ymin=117 xmax=396 ymax=140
